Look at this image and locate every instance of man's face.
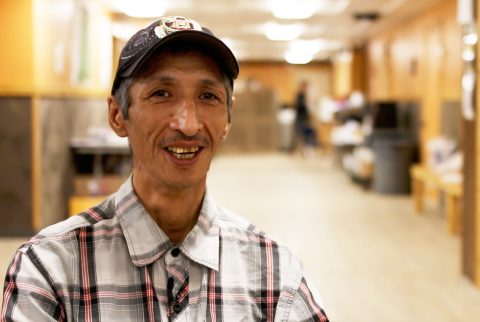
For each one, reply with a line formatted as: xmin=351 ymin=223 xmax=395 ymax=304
xmin=112 ymin=51 xmax=232 ymax=190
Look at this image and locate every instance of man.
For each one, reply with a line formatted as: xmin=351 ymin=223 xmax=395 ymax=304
xmin=294 ymin=81 xmax=317 ymax=157
xmin=2 ymin=16 xmax=328 ymax=321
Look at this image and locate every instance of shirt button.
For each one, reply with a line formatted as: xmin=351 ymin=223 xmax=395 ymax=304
xmin=171 ymin=248 xmax=180 ymax=257
xmin=167 ymin=277 xmax=174 ymax=289
xmin=173 ymin=303 xmax=183 ymax=313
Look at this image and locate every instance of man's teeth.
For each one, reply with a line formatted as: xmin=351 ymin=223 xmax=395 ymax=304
xmin=167 ymin=146 xmax=200 ymax=159
xmin=167 ymin=146 xmax=199 ymax=153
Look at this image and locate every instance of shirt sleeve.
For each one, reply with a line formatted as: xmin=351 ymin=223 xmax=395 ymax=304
xmin=282 ymin=266 xmax=329 ymax=322
xmin=1 ymin=249 xmax=63 ymax=322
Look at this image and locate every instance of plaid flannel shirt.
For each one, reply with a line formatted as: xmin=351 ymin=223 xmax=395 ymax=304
xmin=2 ymin=177 xmax=328 ymax=322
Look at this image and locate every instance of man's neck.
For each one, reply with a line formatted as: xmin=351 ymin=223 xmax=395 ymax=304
xmin=132 ymin=171 xmax=206 ymax=244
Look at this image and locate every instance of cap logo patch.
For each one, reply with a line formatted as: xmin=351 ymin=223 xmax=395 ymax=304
xmin=154 ymin=16 xmax=202 ymax=39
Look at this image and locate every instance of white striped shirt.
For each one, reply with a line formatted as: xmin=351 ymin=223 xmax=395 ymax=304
xmin=2 ymin=177 xmax=328 ymax=321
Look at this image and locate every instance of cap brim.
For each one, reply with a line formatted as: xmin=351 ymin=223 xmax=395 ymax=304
xmin=120 ymin=30 xmax=238 ymax=83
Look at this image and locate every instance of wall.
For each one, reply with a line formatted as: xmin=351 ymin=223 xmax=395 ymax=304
xmin=0 ymin=98 xmax=34 ymax=236
xmin=39 ymin=97 xmax=107 ymax=227
xmin=0 ymin=0 xmax=112 ymax=96
xmin=220 ymin=89 xmax=278 ymax=154
xmin=332 ymin=49 xmax=366 ymax=98
xmin=0 ymin=0 xmax=113 ymax=233
xmin=0 ymin=0 xmax=35 ymax=94
xmin=366 ymin=0 xmax=462 ymax=165
xmin=237 ymin=62 xmax=332 ymax=106
xmin=234 ymin=62 xmax=333 ymax=151
xmin=465 ymin=116 xmax=477 ymax=283
xmin=33 ymin=0 xmax=113 ymax=96
xmin=472 ymin=0 xmax=480 ymax=287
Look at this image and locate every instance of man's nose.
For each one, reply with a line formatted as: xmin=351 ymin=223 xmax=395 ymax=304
xmin=169 ymin=97 xmax=202 ymax=136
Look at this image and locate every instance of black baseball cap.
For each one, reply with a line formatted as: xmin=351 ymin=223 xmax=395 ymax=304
xmin=111 ymin=16 xmax=239 ymax=94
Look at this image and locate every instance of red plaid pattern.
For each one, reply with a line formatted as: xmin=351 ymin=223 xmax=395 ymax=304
xmin=2 ymin=178 xmax=328 ymax=321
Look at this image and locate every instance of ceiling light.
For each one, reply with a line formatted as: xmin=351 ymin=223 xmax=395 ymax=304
xmin=265 ymin=22 xmax=302 ymax=41
xmin=463 ymin=33 xmax=478 ymax=45
xmin=289 ymin=40 xmax=321 ymax=54
xmin=273 ymin=0 xmax=317 ymax=19
xmin=285 ymin=51 xmax=313 ymax=64
xmin=243 ymin=0 xmax=349 ymax=16
xmin=462 ymin=72 xmax=476 ymax=92
xmin=462 ymin=49 xmax=476 ymax=61
xmin=117 ymin=0 xmax=166 ymax=18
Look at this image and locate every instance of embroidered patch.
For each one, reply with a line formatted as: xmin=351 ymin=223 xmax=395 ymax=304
xmin=154 ymin=16 xmax=202 ymax=39
xmin=121 ymin=16 xmax=202 ymax=60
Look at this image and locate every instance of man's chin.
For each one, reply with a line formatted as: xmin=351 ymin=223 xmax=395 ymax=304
xmin=167 ymin=178 xmax=203 ymax=190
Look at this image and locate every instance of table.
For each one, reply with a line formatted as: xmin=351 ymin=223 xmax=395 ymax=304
xmin=410 ymin=164 xmax=462 ymax=234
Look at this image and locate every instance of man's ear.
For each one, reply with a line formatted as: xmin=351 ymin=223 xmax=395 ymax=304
xmin=107 ymin=95 xmax=128 ymax=137
xmin=220 ymin=96 xmax=235 ymax=141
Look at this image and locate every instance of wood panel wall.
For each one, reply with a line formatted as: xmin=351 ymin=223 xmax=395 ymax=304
xmin=0 ymin=0 xmax=113 ymax=233
xmin=237 ymin=62 xmax=332 ymax=106
xmin=0 ymin=98 xmax=34 ymax=236
xmin=367 ymin=0 xmax=462 ymax=165
xmin=332 ymin=49 xmax=366 ymax=98
xmin=472 ymin=0 xmax=480 ymax=286
xmin=464 ymin=117 xmax=477 ymax=283
xmin=0 ymin=0 xmax=112 ymax=97
xmin=0 ymin=0 xmax=35 ymax=94
xmin=367 ymin=0 xmax=480 ymax=286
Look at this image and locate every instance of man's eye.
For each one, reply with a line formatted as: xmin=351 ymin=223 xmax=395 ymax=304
xmin=153 ymin=90 xmax=169 ymax=97
xmin=201 ymin=93 xmax=217 ymax=100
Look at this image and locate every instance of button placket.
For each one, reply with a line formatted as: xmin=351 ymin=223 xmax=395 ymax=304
xmin=165 ymin=248 xmax=189 ymax=318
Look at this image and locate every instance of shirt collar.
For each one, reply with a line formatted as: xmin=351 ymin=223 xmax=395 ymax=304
xmin=115 ymin=176 xmax=220 ymax=271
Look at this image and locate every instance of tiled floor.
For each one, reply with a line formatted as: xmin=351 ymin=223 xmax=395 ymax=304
xmin=2 ymin=153 xmax=480 ymax=321
xmin=207 ymin=153 xmax=480 ymax=322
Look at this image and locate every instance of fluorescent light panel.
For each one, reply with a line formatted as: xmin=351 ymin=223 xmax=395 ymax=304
xmin=289 ymin=39 xmax=322 ymax=54
xmin=265 ymin=22 xmax=302 ymax=41
xmin=269 ymin=0 xmax=349 ymax=18
xmin=273 ymin=0 xmax=317 ymax=19
xmin=117 ymin=0 xmax=166 ymax=18
xmin=463 ymin=33 xmax=478 ymax=45
xmin=462 ymin=49 xmax=476 ymax=61
xmin=285 ymin=51 xmax=313 ymax=64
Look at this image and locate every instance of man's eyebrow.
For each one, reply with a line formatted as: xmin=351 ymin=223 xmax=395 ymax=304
xmin=150 ymin=75 xmax=176 ymax=82
xmin=199 ymin=79 xmax=222 ymax=86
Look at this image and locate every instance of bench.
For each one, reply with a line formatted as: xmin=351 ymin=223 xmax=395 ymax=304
xmin=410 ymin=164 xmax=462 ymax=234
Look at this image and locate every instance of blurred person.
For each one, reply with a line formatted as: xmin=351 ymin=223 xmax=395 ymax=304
xmin=294 ymin=81 xmax=318 ymax=158
xmin=1 ymin=16 xmax=328 ymax=321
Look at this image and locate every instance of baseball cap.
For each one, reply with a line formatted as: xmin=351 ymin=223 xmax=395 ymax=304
xmin=111 ymin=16 xmax=239 ymax=94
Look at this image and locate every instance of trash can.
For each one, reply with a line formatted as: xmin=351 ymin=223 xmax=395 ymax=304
xmin=277 ymin=108 xmax=296 ymax=151
xmin=372 ymin=139 xmax=415 ymax=194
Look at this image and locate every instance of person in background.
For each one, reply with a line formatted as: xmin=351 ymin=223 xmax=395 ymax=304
xmin=294 ymin=81 xmax=317 ymax=158
xmin=2 ymin=16 xmax=329 ymax=321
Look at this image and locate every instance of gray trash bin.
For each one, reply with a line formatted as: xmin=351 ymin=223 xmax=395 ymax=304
xmin=277 ymin=108 xmax=296 ymax=151
xmin=372 ymin=140 xmax=414 ymax=194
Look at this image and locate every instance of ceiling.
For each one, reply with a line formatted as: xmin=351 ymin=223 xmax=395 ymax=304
xmin=104 ymin=0 xmax=446 ymax=62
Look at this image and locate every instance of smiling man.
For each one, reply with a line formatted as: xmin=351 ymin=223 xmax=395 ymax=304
xmin=2 ymin=16 xmax=329 ymax=322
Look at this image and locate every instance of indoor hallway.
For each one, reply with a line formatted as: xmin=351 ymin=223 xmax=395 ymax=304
xmin=207 ymin=153 xmax=480 ymax=322
xmin=2 ymin=153 xmax=480 ymax=321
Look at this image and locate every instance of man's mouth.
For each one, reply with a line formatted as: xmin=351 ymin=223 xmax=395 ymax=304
xmin=166 ymin=146 xmax=201 ymax=159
